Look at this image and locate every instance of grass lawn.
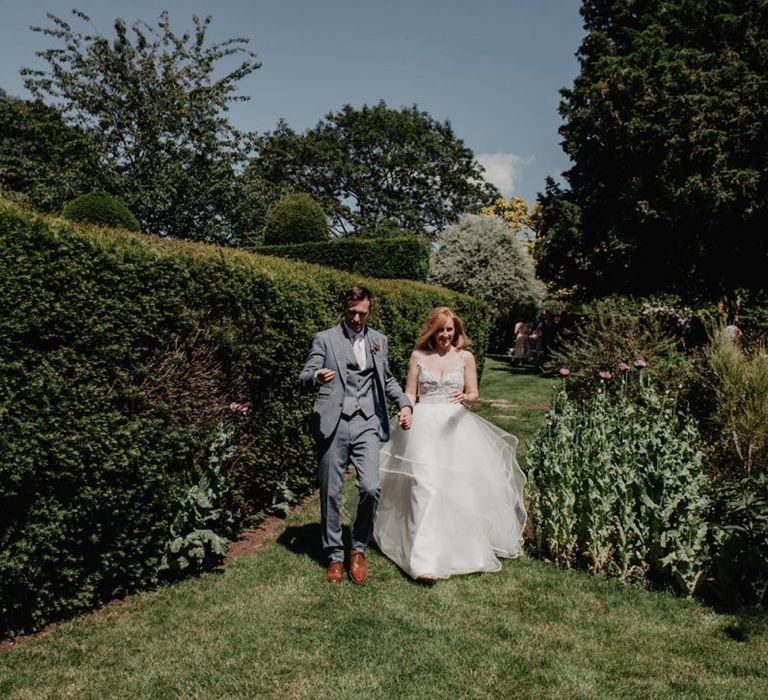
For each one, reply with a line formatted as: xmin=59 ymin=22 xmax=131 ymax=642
xmin=474 ymin=356 xmax=559 ymax=466
xmin=1 ymin=359 xmax=765 ymax=698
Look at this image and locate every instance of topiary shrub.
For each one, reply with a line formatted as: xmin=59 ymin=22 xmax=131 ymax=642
xmin=62 ymin=191 xmax=141 ymax=232
xmin=262 ymin=192 xmax=329 ymax=245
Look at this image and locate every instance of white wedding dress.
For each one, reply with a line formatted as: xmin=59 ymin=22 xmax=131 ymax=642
xmin=374 ymin=356 xmax=527 ymax=579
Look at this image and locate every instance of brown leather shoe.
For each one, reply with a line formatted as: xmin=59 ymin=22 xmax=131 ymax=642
xmin=349 ymin=550 xmax=368 ymax=585
xmin=326 ymin=561 xmax=344 ymax=584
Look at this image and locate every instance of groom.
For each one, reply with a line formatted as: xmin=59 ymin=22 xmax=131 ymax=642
xmin=299 ymin=286 xmax=412 ymax=584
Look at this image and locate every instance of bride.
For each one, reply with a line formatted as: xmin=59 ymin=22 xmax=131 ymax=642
xmin=374 ymin=307 xmax=527 ymax=580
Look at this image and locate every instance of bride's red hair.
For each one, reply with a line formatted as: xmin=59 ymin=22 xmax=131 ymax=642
xmin=414 ymin=307 xmax=472 ymax=351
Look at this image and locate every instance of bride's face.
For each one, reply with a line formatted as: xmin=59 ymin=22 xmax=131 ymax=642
xmin=433 ymin=321 xmax=455 ymax=349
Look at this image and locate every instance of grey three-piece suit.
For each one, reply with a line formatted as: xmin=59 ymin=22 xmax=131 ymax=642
xmin=298 ymin=322 xmax=411 ymax=563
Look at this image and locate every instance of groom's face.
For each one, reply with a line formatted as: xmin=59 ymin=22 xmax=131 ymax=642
xmin=344 ymin=299 xmax=371 ymax=333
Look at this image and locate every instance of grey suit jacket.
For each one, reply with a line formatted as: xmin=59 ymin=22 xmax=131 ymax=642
xmin=298 ymin=323 xmax=411 ymax=442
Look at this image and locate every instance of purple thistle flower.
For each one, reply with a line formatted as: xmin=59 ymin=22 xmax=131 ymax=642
xmin=598 ymin=370 xmax=613 ymax=381
xmin=633 ymin=358 xmax=647 ymax=370
xmin=229 ymin=402 xmax=248 ymax=415
xmin=618 ymin=361 xmax=629 ymax=373
xmin=558 ymin=367 xmax=570 ymax=377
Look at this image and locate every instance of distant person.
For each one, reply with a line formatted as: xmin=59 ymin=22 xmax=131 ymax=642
xmin=512 ymin=321 xmax=531 ymax=365
xmin=374 ymin=307 xmax=526 ymax=581
xmin=535 ymin=312 xmax=555 ymax=365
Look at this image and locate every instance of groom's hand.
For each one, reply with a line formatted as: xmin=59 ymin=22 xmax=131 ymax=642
xmin=398 ymin=406 xmax=412 ymax=430
xmin=315 ymin=368 xmax=336 ymax=384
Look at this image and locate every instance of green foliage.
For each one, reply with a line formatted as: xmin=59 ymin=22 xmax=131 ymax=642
xmin=550 ymin=296 xmax=693 ymax=399
xmin=262 ymin=192 xmax=329 ymax=245
xmin=62 ymin=191 xmax=141 ymax=232
xmin=708 ymin=472 xmax=768 ymax=607
xmin=158 ymin=423 xmax=236 ymax=579
xmin=696 ymin=328 xmax=768 ymax=475
xmin=254 ymin=101 xmax=499 ymax=237
xmin=22 ymin=10 xmax=261 ymax=244
xmin=537 ymin=0 xmax=768 ymax=301
xmin=429 ymin=214 xmax=546 ymax=321
xmin=0 ymin=94 xmax=106 ymax=211
xmin=0 ymin=199 xmax=488 ymax=636
xmin=257 ymin=235 xmax=430 ymax=281
xmin=528 ymin=373 xmax=709 ymax=595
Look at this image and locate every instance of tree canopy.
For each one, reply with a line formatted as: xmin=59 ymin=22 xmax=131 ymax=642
xmin=429 ymin=215 xmax=546 ymax=323
xmin=0 ymin=92 xmax=105 ymax=211
xmin=535 ymin=0 xmax=768 ymax=302
xmin=21 ymin=10 xmax=262 ymax=244
xmin=253 ymin=101 xmax=499 ymax=237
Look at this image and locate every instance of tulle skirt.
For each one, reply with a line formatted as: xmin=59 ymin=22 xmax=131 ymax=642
xmin=374 ymin=402 xmax=527 ymax=579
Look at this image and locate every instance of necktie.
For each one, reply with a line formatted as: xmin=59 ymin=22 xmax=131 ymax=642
xmin=353 ymin=335 xmax=366 ymax=370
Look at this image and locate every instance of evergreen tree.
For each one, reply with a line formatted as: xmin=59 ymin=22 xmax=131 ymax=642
xmin=536 ymin=0 xmax=768 ymax=301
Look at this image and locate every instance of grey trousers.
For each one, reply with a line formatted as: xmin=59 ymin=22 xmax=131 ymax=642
xmin=317 ymin=412 xmax=381 ymax=563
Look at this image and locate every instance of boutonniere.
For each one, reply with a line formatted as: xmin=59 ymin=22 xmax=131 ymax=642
xmin=371 ymin=340 xmax=381 ymax=356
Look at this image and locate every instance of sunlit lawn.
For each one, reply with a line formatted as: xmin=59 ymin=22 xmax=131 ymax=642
xmin=474 ymin=356 xmax=559 ymax=466
xmin=1 ymin=358 xmax=765 ymax=699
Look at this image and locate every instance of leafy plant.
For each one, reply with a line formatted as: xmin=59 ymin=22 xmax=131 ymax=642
xmin=527 ymin=369 xmax=709 ymax=595
xmin=548 ymin=296 xmax=692 ymax=400
xmin=62 ymin=191 xmax=140 ymax=232
xmin=267 ymin=473 xmax=297 ymax=518
xmin=698 ymin=327 xmax=768 ymax=475
xmin=708 ymin=472 xmax=768 ymax=607
xmin=158 ymin=423 xmax=236 ymax=578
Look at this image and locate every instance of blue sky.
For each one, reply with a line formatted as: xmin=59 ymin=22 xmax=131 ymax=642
xmin=0 ymin=0 xmax=585 ymax=207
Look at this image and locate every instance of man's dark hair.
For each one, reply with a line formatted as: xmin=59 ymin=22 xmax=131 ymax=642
xmin=342 ymin=286 xmax=373 ymax=307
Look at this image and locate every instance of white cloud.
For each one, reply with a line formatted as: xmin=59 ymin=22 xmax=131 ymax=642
xmin=476 ymin=152 xmax=534 ymax=197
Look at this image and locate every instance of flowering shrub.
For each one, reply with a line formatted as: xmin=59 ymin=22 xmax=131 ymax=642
xmin=527 ymin=367 xmax=709 ymax=595
xmin=548 ymin=296 xmax=692 ymax=399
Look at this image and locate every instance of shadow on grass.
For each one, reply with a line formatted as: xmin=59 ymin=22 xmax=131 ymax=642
xmin=723 ymin=607 xmax=768 ymax=642
xmin=276 ymin=524 xmax=439 ymax=588
xmin=277 ymin=524 xmax=325 ymax=567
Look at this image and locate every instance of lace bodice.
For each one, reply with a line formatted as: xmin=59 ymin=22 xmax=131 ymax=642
xmin=417 ymin=355 xmax=465 ymax=404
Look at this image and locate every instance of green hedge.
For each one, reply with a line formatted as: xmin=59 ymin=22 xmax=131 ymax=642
xmin=0 ymin=201 xmax=489 ymax=636
xmin=257 ymin=235 xmax=430 ymax=281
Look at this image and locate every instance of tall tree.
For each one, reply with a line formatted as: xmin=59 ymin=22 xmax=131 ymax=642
xmin=22 ymin=10 xmax=262 ymax=244
xmin=536 ymin=0 xmax=768 ymax=301
xmin=253 ymin=101 xmax=499 ymax=237
xmin=0 ymin=93 xmax=105 ymax=211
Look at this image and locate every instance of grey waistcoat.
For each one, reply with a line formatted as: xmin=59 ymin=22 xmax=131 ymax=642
xmin=341 ymin=343 xmax=375 ymax=418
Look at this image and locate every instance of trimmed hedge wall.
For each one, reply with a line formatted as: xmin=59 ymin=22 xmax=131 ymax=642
xmin=257 ymin=235 xmax=430 ymax=281
xmin=0 ymin=201 xmax=489 ymax=636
